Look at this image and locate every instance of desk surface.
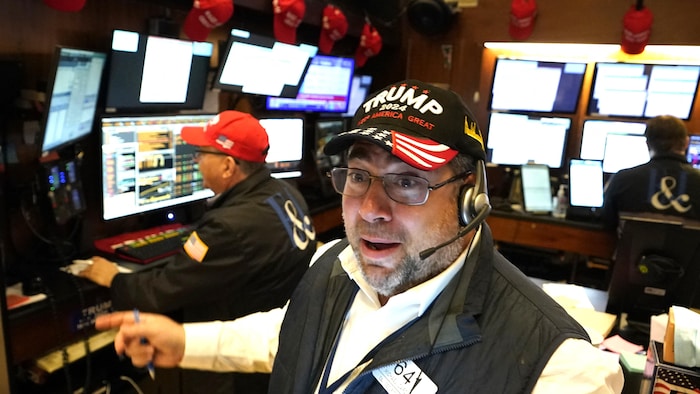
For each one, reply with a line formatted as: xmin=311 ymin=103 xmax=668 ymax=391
xmin=487 ymin=210 xmax=617 ymax=260
xmin=530 ymin=277 xmax=617 ymax=341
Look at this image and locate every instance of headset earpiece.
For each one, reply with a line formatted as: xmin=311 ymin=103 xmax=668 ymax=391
xmin=459 ymin=160 xmax=491 ymax=226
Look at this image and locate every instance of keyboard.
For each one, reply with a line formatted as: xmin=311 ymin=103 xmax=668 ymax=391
xmin=94 ymin=224 xmax=194 ymax=264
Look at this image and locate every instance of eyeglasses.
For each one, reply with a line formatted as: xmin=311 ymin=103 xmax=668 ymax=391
xmin=328 ymin=167 xmax=468 ymax=206
xmin=193 ymin=149 xmax=230 ymax=161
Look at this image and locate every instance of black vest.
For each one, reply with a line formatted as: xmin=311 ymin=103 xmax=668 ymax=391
xmin=270 ymin=225 xmax=589 ymax=393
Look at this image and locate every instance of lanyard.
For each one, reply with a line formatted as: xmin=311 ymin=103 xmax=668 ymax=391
xmin=318 ymin=314 xmax=420 ymax=394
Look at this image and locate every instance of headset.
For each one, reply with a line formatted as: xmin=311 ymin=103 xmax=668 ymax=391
xmin=459 ymin=160 xmax=492 ymax=227
xmin=419 ymin=160 xmax=492 ymax=259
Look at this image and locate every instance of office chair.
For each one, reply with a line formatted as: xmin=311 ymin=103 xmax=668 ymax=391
xmin=606 ymin=213 xmax=700 ymax=342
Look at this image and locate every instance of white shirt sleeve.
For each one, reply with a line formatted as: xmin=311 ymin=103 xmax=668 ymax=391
xmin=533 ymin=338 xmax=625 ymax=394
xmin=180 ymin=307 xmax=286 ymax=373
xmin=178 ymin=239 xmax=342 ymax=373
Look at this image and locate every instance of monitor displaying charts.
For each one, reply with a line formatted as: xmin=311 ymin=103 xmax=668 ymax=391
xmin=588 ymin=62 xmax=700 ymax=120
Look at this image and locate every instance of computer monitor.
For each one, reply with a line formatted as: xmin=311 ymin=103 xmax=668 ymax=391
xmin=588 ymin=62 xmax=700 ymax=120
xmin=486 ymin=112 xmax=570 ymax=168
xmin=520 ymin=164 xmax=553 ymax=214
xmin=568 ymin=159 xmax=604 ymax=209
xmin=100 ymin=114 xmax=216 ymax=221
xmin=215 ymin=28 xmax=317 ymax=98
xmin=489 ymin=58 xmax=587 ymax=114
xmin=338 ymin=74 xmax=373 ymax=118
xmin=607 ymin=214 xmax=700 ymax=328
xmin=602 ymin=133 xmax=650 ymax=173
xmin=258 ymin=117 xmax=305 ymax=179
xmin=687 ymin=135 xmax=700 ymax=169
xmin=41 ymin=46 xmax=107 ymax=154
xmin=266 ymin=55 xmax=355 ymax=113
xmin=104 ymin=30 xmax=213 ymax=113
xmin=580 ymin=119 xmax=647 ymax=161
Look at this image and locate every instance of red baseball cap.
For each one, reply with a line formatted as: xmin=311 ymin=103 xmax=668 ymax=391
xmin=181 ymin=111 xmax=270 ymax=163
xmin=183 ymin=0 xmax=234 ymax=42
xmin=355 ymin=23 xmax=382 ymax=68
xmin=273 ymin=0 xmax=306 ymax=44
xmin=43 ymin=0 xmax=86 ymax=12
xmin=319 ymin=5 xmax=348 ymax=54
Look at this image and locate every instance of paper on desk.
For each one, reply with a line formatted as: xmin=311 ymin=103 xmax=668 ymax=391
xmin=542 ymin=282 xmax=596 ymax=310
xmin=600 ymin=334 xmax=644 ymax=354
xmin=6 ymin=282 xmax=46 ymax=310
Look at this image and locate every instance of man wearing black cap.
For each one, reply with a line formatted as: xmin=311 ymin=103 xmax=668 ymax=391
xmin=602 ymin=114 xmax=700 ymax=231
xmin=95 ymin=81 xmax=623 ymax=393
xmin=81 ymin=111 xmax=316 ymax=393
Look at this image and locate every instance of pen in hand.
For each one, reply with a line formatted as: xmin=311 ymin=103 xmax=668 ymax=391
xmin=132 ymin=308 xmax=156 ymax=380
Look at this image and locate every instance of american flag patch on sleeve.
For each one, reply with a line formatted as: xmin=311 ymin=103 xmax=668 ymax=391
xmin=184 ymin=231 xmax=209 ymax=262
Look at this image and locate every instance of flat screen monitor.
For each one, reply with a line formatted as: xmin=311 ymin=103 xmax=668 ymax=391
xmin=41 ymin=46 xmax=106 ymax=153
xmin=105 ymin=30 xmax=213 ymax=113
xmin=520 ymin=164 xmax=552 ymax=213
xmin=588 ymin=62 xmax=700 ymax=120
xmin=486 ymin=112 xmax=570 ymax=168
xmin=602 ymin=133 xmax=650 ymax=173
xmin=687 ymin=135 xmax=700 ymax=169
xmin=266 ymin=55 xmax=355 ymax=113
xmin=338 ymin=74 xmax=373 ymax=118
xmin=215 ymin=28 xmax=317 ymax=98
xmin=569 ymin=159 xmax=604 ymax=209
xmin=100 ymin=114 xmax=216 ymax=221
xmin=580 ymin=119 xmax=647 ymax=161
xmin=258 ymin=117 xmax=305 ymax=179
xmin=314 ymin=118 xmax=346 ymax=172
xmin=489 ymin=58 xmax=587 ymax=114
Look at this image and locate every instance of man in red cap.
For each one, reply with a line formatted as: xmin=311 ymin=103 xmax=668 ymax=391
xmin=183 ymin=0 xmax=234 ymax=42
xmin=80 ymin=111 xmax=316 ymax=393
xmin=273 ymin=0 xmax=305 ymax=44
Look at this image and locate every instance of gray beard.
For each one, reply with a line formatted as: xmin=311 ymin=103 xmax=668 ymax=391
xmin=354 ymin=233 xmax=468 ymax=298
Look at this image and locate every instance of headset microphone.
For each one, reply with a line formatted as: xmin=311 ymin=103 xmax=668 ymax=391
xmin=418 ymin=203 xmax=491 ymax=260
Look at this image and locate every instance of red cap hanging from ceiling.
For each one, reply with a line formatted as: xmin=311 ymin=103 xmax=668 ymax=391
xmin=509 ymin=0 xmax=537 ymax=40
xmin=621 ymin=0 xmax=653 ymax=55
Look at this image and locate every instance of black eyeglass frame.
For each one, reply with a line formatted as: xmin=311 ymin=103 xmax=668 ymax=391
xmin=328 ymin=167 xmax=469 ymax=206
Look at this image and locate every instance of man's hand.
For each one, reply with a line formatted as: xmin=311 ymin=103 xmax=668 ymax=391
xmin=78 ymin=256 xmax=120 ymax=287
xmin=95 ymin=311 xmax=186 ymax=368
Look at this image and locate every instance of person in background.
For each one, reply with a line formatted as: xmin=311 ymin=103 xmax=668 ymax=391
xmin=602 ymin=114 xmax=700 ymax=232
xmin=80 ymin=111 xmax=317 ymax=394
xmin=95 ymin=80 xmax=623 ymax=393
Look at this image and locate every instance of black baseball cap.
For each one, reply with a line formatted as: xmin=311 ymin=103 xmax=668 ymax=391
xmin=324 ymin=79 xmax=486 ymax=170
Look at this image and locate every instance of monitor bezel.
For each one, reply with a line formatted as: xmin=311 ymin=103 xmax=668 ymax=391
xmin=40 ymin=46 xmax=107 ymax=154
xmin=488 ymin=57 xmax=587 ymax=115
xmin=485 ymin=112 xmax=571 ymax=169
xmin=265 ymin=54 xmax=356 ymax=113
xmin=99 ymin=113 xmax=217 ymax=221
xmin=587 ymin=61 xmax=700 ymax=120
xmin=214 ymin=29 xmax=317 ymax=98
xmin=104 ymin=29 xmax=214 ymax=113
xmin=258 ymin=116 xmax=307 ymax=179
